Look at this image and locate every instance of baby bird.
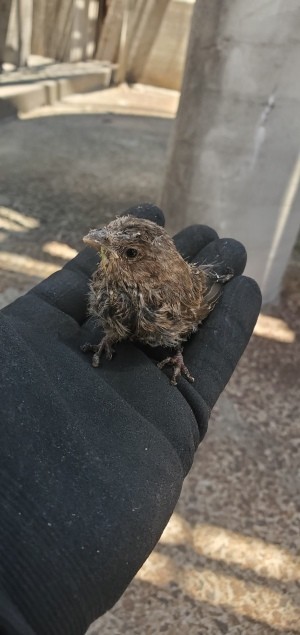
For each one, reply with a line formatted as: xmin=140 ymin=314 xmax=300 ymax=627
xmin=81 ymin=215 xmax=227 ymax=385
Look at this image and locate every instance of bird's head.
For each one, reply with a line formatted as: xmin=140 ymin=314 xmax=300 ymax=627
xmin=83 ymin=215 xmax=177 ymax=284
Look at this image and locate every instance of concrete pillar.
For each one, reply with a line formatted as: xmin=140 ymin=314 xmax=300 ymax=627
xmin=160 ymin=0 xmax=300 ymax=303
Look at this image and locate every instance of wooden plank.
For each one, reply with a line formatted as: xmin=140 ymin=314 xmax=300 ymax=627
xmin=44 ymin=0 xmax=60 ymax=58
xmin=127 ymin=0 xmax=171 ymax=82
xmin=115 ymin=0 xmax=136 ymax=83
xmin=0 ymin=0 xmax=13 ymax=66
xmin=31 ymin=0 xmax=47 ymax=57
xmin=125 ymin=0 xmax=146 ymax=55
xmin=48 ymin=0 xmax=74 ymax=61
xmin=85 ymin=0 xmax=100 ymax=59
xmin=93 ymin=0 xmax=108 ymax=59
xmin=16 ymin=0 xmax=33 ymax=66
xmin=95 ymin=0 xmax=123 ymax=62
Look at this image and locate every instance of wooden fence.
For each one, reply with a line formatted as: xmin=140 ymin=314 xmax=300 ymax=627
xmin=0 ymin=1 xmax=169 ymax=73
xmin=0 ymin=0 xmax=193 ymax=89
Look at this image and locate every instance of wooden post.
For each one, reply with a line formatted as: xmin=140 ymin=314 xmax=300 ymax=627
xmin=115 ymin=0 xmax=136 ymax=83
xmin=48 ymin=0 xmax=74 ymax=61
xmin=126 ymin=0 xmax=171 ymax=83
xmin=0 ymin=0 xmax=12 ymax=67
xmin=95 ymin=0 xmax=123 ymax=62
xmin=16 ymin=0 xmax=33 ymax=66
xmin=31 ymin=0 xmax=47 ymax=57
xmin=93 ymin=0 xmax=107 ymax=58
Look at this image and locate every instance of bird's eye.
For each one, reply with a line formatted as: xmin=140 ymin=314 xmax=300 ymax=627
xmin=125 ymin=248 xmax=138 ymax=259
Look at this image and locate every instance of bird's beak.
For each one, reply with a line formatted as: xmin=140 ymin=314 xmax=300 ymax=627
xmin=83 ymin=228 xmax=110 ymax=250
xmin=83 ymin=228 xmax=119 ymax=266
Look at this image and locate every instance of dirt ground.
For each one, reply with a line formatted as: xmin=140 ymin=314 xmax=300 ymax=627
xmin=0 ymin=85 xmax=299 ymax=634
xmin=0 ymin=84 xmax=178 ymax=304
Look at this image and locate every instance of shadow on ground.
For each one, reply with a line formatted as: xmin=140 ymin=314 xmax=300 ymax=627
xmin=0 ymin=110 xmax=172 ymax=296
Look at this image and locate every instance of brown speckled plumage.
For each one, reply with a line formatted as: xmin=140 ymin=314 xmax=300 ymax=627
xmin=81 ymin=215 xmax=224 ymax=384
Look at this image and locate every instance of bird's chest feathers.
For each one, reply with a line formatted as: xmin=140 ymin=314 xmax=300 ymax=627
xmin=93 ymin=280 xmax=183 ymax=347
xmin=95 ymin=281 xmax=143 ymax=337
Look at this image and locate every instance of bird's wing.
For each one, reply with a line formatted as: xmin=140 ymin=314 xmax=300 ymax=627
xmin=203 ymin=280 xmax=223 ymax=311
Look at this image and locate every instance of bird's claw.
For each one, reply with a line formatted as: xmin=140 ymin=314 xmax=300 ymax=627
xmin=81 ymin=336 xmax=115 ymax=367
xmin=80 ymin=343 xmax=99 ymax=353
xmin=157 ymin=350 xmax=195 ymax=386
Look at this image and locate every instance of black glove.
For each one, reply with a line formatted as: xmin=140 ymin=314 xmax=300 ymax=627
xmin=0 ymin=205 xmax=261 ymax=635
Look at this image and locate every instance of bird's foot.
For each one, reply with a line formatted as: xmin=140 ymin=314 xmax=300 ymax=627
xmin=157 ymin=349 xmax=195 ymax=386
xmin=81 ymin=335 xmax=115 ymax=367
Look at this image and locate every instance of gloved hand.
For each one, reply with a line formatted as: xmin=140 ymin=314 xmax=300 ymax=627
xmin=0 ymin=204 xmax=261 ymax=635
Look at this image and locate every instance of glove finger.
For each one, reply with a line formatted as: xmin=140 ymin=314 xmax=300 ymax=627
xmin=173 ymin=225 xmax=218 ymax=262
xmin=182 ymin=275 xmax=262 ymax=410
xmin=193 ymin=237 xmax=247 ymax=278
xmin=121 ymin=203 xmax=165 ymax=227
xmin=26 ymin=247 xmax=98 ymax=325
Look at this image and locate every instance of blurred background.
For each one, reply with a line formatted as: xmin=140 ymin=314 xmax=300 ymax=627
xmin=0 ymin=1 xmax=299 ymax=633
